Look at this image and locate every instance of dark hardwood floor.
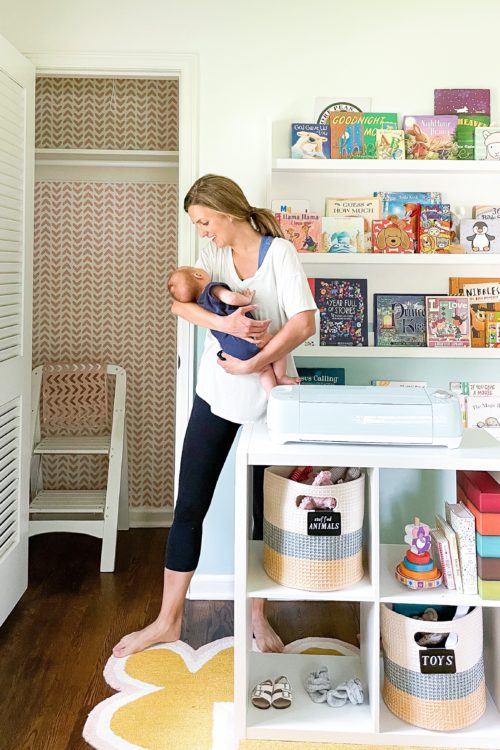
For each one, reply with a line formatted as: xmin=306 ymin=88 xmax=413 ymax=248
xmin=0 ymin=529 xmax=359 ymax=750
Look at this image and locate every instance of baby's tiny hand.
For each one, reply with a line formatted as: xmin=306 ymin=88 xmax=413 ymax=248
xmin=242 ymin=289 xmax=255 ymax=301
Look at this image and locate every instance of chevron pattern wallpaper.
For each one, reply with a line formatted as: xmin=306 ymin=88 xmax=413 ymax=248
xmin=33 ymin=181 xmax=178 ymax=508
xmin=35 ymin=77 xmax=179 ymax=151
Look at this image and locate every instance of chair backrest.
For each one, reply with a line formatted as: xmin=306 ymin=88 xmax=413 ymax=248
xmin=41 ymin=362 xmax=109 ymax=435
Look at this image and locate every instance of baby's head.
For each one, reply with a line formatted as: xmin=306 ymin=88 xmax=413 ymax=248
xmin=167 ymin=266 xmax=210 ymax=302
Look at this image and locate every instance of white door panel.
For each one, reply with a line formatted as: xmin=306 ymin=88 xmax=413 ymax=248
xmin=0 ymin=34 xmax=34 ymax=625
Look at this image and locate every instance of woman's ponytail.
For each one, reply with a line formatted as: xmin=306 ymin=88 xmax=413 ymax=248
xmin=249 ymin=207 xmax=284 ymax=238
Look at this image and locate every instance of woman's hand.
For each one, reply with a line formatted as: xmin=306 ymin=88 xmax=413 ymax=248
xmin=223 ymin=305 xmax=271 ymax=344
xmin=216 ymin=352 xmax=256 ymax=375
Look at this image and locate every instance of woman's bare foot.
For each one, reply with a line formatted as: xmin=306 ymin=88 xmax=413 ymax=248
xmin=252 ymin=616 xmax=285 ymax=653
xmin=112 ymin=618 xmax=182 ymax=659
xmin=277 ymin=375 xmax=301 ymax=386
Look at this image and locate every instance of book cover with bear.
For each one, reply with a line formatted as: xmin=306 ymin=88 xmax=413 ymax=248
xmin=291 ymin=123 xmax=331 ymax=159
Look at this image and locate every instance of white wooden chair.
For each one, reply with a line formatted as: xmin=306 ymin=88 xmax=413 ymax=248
xmin=29 ymin=363 xmax=127 ymax=572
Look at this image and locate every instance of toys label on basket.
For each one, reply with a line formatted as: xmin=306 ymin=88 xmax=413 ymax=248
xmin=419 ymin=649 xmax=457 ymax=674
xmin=307 ymin=511 xmax=341 ymax=536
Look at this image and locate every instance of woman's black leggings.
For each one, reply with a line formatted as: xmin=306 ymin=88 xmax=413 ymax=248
xmin=165 ymin=394 xmax=265 ymax=571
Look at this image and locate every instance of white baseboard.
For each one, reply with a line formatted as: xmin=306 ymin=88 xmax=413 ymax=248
xmin=129 ymin=506 xmax=173 ymax=528
xmin=188 ymin=573 xmax=234 ymax=600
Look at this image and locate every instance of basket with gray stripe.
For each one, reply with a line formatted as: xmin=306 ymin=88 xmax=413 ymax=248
xmin=263 ymin=466 xmax=364 ymax=591
xmin=381 ymin=604 xmax=486 ymax=730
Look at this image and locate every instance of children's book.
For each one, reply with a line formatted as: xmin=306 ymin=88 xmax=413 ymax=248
xmin=460 ymin=218 xmax=500 ymax=253
xmin=314 ymin=96 xmax=372 ymax=125
xmin=375 ymin=191 xmax=442 ymax=251
xmin=275 ymin=213 xmax=322 ymax=253
xmin=297 ymin=367 xmax=345 ymax=385
xmin=434 ymin=88 xmax=491 ymax=116
xmin=351 ymin=112 xmax=398 ymax=158
xmin=308 ymin=278 xmax=368 ymax=346
xmin=426 ymin=296 xmax=471 ymax=347
xmin=373 ymin=293 xmax=426 ymax=347
xmin=450 ymin=381 xmax=500 ymax=397
xmin=372 ymin=380 xmax=427 ymax=387
xmin=445 ymin=502 xmax=477 ymax=595
xmin=419 ymin=204 xmax=451 ymax=253
xmin=372 ymin=217 xmax=414 ymax=253
xmin=473 ymin=205 xmax=500 ymax=220
xmin=403 ymin=115 xmax=458 ymax=160
xmin=329 ymin=111 xmax=363 ymax=158
xmin=430 ymin=526 xmax=455 ymax=589
xmin=466 ymin=395 xmax=500 ymax=430
xmin=435 ymin=514 xmax=463 ymax=593
xmin=291 ymin=123 xmax=331 ymax=159
xmin=486 ymin=311 xmax=500 ymax=347
xmin=375 ymin=129 xmax=405 ymax=160
xmin=271 ymin=199 xmax=310 ymax=215
xmin=324 ymin=196 xmax=381 ymax=251
xmin=455 ymin=115 xmax=490 ymax=159
xmin=449 ymin=277 xmax=500 ymax=347
xmin=321 ymin=217 xmax=364 ymax=253
xmin=474 ymin=127 xmax=500 ymax=161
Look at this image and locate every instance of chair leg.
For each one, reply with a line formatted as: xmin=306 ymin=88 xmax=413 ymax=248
xmin=118 ymin=430 xmax=129 ymax=531
xmin=100 ymin=449 xmax=123 ymax=573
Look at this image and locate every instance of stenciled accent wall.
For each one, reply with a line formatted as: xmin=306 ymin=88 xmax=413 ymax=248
xmin=33 ymin=78 xmax=179 ymax=510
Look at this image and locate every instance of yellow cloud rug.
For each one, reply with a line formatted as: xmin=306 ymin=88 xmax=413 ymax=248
xmin=83 ymin=636 xmax=452 ymax=750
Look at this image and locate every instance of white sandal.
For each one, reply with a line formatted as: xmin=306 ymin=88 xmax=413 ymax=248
xmin=251 ymin=679 xmax=273 ymax=709
xmin=272 ymin=675 xmax=292 ymax=709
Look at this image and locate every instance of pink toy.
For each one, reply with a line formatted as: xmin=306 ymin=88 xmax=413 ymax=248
xmin=299 ymin=470 xmax=337 ymax=510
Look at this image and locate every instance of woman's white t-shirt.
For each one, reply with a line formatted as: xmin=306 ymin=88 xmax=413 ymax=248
xmin=195 ymin=237 xmax=317 ymax=424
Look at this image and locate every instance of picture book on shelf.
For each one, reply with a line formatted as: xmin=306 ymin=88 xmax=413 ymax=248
xmin=486 ymin=310 xmax=500 ymax=347
xmin=445 ymin=502 xmax=477 ymax=596
xmin=291 ymin=123 xmax=331 ymax=159
xmin=403 ymin=115 xmax=458 ymax=160
xmin=435 ymin=514 xmax=463 ymax=593
xmin=374 ymin=294 xmax=426 ymax=347
xmin=425 ymin=296 xmax=471 ymax=347
xmin=434 ymin=88 xmax=490 ymax=116
xmin=430 ymin=526 xmax=455 ymax=589
xmin=314 ymin=96 xmax=372 ymax=125
xmin=271 ymin=199 xmax=310 ymax=215
xmin=375 ymin=191 xmax=442 ymax=251
xmin=275 ymin=213 xmax=322 ymax=253
xmin=329 ymin=111 xmax=363 ymax=158
xmin=455 ymin=115 xmax=490 ymax=159
xmin=351 ymin=112 xmax=398 ymax=158
xmin=473 ymin=205 xmax=500 ymax=220
xmin=297 ymin=367 xmax=345 ymax=385
xmin=460 ymin=218 xmax=500 ymax=253
xmin=449 ymin=277 xmax=500 ymax=347
xmin=474 ymin=127 xmax=500 ymax=161
xmin=372 ymin=380 xmax=427 ymax=387
xmin=321 ymin=217 xmax=364 ymax=253
xmin=324 ymin=196 xmax=381 ymax=251
xmin=419 ymin=204 xmax=451 ymax=253
xmin=375 ymin=129 xmax=405 ymax=160
xmin=372 ymin=217 xmax=414 ymax=253
xmin=466 ymin=395 xmax=500 ymax=430
xmin=308 ymin=278 xmax=368 ymax=347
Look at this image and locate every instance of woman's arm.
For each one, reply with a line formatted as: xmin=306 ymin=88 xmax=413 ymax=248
xmin=171 ymin=300 xmax=271 ymax=344
xmin=217 ymin=309 xmax=316 ymax=375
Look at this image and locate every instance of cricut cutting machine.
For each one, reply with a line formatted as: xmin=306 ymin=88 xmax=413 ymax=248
xmin=267 ymin=385 xmax=463 ymax=448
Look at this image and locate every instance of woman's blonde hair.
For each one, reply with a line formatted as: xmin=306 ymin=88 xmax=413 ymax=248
xmin=184 ymin=174 xmax=283 ymax=238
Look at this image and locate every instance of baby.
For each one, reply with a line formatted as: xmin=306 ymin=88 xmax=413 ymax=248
xmin=167 ymin=266 xmax=300 ymax=394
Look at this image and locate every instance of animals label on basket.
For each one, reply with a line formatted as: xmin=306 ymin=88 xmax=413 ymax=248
xmin=419 ymin=649 xmax=457 ymax=674
xmin=307 ymin=511 xmax=341 ymax=536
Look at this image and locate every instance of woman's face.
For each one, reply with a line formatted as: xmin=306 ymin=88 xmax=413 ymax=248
xmin=188 ymin=205 xmax=233 ymax=248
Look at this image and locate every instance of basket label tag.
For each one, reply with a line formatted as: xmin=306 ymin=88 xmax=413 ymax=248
xmin=419 ymin=649 xmax=456 ymax=674
xmin=307 ymin=511 xmax=341 ymax=536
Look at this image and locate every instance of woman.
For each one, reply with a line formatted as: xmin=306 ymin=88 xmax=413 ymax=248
xmin=113 ymin=174 xmax=317 ymax=658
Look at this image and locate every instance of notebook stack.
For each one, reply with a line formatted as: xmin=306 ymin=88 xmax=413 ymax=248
xmin=457 ymin=470 xmax=500 ymax=599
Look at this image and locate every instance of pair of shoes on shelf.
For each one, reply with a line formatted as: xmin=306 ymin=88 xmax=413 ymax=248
xmin=305 ymin=667 xmax=364 ymax=708
xmin=251 ymin=676 xmax=292 ymax=710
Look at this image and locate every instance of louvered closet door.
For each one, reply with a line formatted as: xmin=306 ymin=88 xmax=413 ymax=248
xmin=0 ymin=35 xmax=35 ymax=625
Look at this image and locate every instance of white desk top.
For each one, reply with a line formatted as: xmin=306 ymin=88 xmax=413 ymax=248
xmin=238 ymin=421 xmax=500 ymax=471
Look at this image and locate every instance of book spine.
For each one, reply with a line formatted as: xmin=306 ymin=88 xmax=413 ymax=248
xmin=449 ymin=506 xmax=478 ymax=595
xmin=447 ymin=530 xmax=464 ymax=594
xmin=431 ymin=531 xmax=456 ymax=589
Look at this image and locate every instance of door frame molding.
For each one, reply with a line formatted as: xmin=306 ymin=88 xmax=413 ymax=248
xmin=27 ymin=52 xmax=199 ymax=499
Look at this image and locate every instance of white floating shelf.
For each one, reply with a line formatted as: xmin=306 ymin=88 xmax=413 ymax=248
xmin=299 ymin=253 xmax=500 ymax=265
xmin=273 ymin=158 xmax=500 ymax=174
xmin=294 ymin=345 xmax=500 ymax=359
